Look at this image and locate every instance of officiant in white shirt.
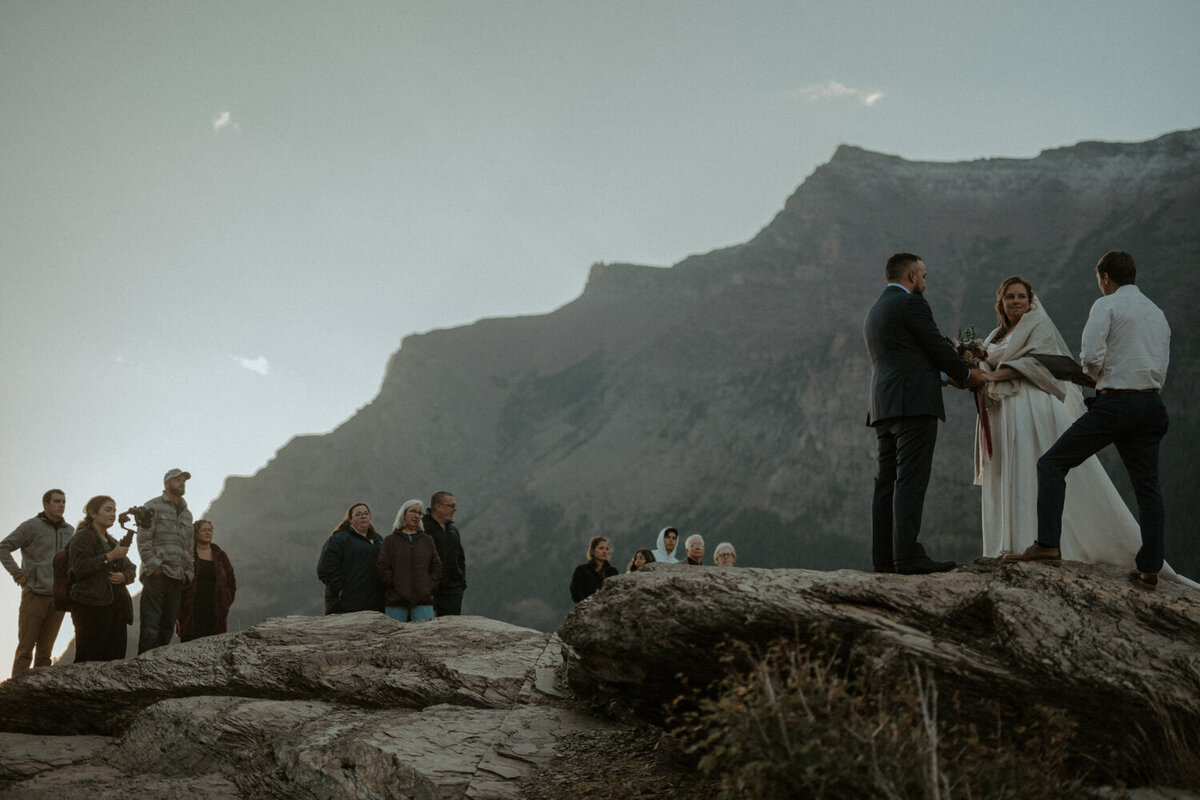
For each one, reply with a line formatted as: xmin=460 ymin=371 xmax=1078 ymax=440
xmin=1006 ymin=251 xmax=1171 ymax=589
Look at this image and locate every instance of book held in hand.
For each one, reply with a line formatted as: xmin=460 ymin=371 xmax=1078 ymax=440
xmin=1032 ymin=353 xmax=1096 ymax=388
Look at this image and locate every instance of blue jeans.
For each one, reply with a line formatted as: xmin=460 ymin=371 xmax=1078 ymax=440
xmin=385 ymin=605 xmax=435 ymax=622
xmin=1037 ymin=393 xmax=1169 ymax=573
xmin=138 ymin=572 xmax=183 ymax=654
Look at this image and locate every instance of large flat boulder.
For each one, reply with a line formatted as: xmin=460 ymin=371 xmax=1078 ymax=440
xmin=0 ymin=613 xmax=563 ymax=736
xmin=0 ymin=614 xmax=597 ymax=799
xmin=560 ymin=559 xmax=1200 ymax=755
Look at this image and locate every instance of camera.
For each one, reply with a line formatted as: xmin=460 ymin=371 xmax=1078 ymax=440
xmin=118 ymin=505 xmax=153 ymax=531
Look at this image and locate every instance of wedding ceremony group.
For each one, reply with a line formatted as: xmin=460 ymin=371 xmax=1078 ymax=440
xmin=865 ymin=250 xmax=1194 ymax=589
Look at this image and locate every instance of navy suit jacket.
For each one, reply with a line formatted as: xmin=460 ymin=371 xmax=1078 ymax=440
xmin=864 ymin=285 xmax=970 ymax=426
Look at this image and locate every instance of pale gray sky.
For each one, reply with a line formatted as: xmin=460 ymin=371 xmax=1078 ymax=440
xmin=2 ymin=1 xmax=1198 ymax=660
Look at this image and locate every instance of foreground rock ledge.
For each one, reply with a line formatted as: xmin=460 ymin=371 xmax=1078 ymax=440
xmin=3 ymin=564 xmax=1198 ymax=798
xmin=0 ymin=615 xmax=601 ymax=799
xmin=560 ymin=560 xmax=1200 ymax=756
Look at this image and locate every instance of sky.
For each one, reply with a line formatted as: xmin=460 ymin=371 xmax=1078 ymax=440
xmin=2 ymin=1 xmax=1198 ymax=666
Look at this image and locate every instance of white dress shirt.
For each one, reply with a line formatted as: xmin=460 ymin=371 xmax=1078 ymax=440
xmin=1080 ymin=284 xmax=1170 ymax=391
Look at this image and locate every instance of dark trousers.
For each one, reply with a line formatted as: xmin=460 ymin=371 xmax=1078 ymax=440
xmin=72 ymin=602 xmax=127 ymax=662
xmin=872 ymin=415 xmax=938 ymax=569
xmin=434 ymin=586 xmax=464 ymax=617
xmin=1037 ymin=393 xmax=1168 ymax=573
xmin=138 ymin=573 xmax=183 ymax=654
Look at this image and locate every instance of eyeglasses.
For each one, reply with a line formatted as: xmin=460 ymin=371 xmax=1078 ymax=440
xmin=437 ymin=502 xmax=457 ymax=509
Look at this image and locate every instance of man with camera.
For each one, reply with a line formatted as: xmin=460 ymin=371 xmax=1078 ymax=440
xmin=0 ymin=489 xmax=74 ymax=676
xmin=136 ymin=468 xmax=195 ymax=653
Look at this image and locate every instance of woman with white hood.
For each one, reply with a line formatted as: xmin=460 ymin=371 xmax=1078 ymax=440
xmin=650 ymin=526 xmax=681 ymax=564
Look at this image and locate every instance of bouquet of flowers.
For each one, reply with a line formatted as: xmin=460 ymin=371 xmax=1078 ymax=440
xmin=950 ymin=327 xmax=988 ymax=367
xmin=948 ymin=327 xmax=993 ymax=458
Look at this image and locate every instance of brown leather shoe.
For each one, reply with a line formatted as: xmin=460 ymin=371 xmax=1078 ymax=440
xmin=1003 ymin=543 xmax=1062 ymax=563
xmin=1128 ymin=570 xmax=1158 ymax=589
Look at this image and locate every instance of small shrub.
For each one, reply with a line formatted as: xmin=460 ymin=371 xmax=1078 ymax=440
xmin=1129 ymin=690 xmax=1200 ymax=789
xmin=672 ymin=634 xmax=1084 ymax=800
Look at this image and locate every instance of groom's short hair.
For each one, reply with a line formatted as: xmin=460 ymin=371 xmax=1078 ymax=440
xmin=1096 ymin=251 xmax=1136 ymax=286
xmin=886 ymin=252 xmax=922 ymax=282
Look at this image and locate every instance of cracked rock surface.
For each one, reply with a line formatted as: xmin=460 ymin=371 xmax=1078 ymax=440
xmin=0 ymin=614 xmax=599 ymax=799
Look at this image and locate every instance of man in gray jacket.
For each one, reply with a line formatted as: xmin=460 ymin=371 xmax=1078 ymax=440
xmin=0 ymin=489 xmax=74 ymax=677
xmin=136 ymin=469 xmax=195 ymax=653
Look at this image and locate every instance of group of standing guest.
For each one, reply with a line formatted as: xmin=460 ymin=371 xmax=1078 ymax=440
xmin=569 ymin=526 xmax=740 ymax=604
xmin=0 ymin=469 xmax=238 ymax=674
xmin=316 ymin=490 xmax=466 ymax=623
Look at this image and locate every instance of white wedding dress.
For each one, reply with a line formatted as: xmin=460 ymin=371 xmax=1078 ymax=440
xmin=975 ymin=306 xmax=1195 ymax=586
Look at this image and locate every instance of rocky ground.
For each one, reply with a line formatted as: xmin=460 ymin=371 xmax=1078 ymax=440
xmin=1 ymin=560 xmax=1198 ymax=798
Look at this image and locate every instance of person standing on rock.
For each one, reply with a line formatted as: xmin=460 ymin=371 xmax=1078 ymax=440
xmin=423 ymin=491 xmax=466 ymax=616
xmin=69 ymin=495 xmax=136 ymax=662
xmin=1007 ymin=251 xmax=1172 ymax=590
xmin=318 ymin=502 xmax=385 ymax=614
xmin=377 ymin=500 xmax=441 ymax=622
xmin=683 ymin=534 xmax=706 ymax=566
xmin=570 ymin=536 xmax=618 ymax=603
xmin=864 ymin=253 xmax=982 ymax=575
xmin=136 ymin=468 xmax=195 ymax=654
xmin=176 ymin=519 xmax=237 ymax=641
xmin=1 ymin=489 xmax=74 ymax=677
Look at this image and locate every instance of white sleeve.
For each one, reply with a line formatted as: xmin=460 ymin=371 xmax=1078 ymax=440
xmin=1079 ymin=301 xmax=1110 ymax=377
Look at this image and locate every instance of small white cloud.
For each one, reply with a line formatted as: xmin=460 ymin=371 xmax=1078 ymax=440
xmin=795 ymin=81 xmax=884 ymax=107
xmin=233 ymin=355 xmax=269 ymax=376
xmin=212 ymin=110 xmax=240 ymax=133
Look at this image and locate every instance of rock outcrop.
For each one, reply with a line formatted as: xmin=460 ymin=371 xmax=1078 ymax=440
xmin=0 ymin=615 xmax=603 ymax=799
xmin=561 ymin=560 xmax=1200 ymax=763
xmin=2 ymin=562 xmax=1198 ymax=798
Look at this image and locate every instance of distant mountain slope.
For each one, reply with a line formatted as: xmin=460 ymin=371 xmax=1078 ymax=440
xmin=209 ymin=129 xmax=1200 ymax=631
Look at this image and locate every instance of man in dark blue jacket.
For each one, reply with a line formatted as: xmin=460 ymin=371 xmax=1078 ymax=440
xmin=865 ymin=253 xmax=981 ymax=574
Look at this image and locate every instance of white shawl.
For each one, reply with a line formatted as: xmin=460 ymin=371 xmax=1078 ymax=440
xmin=974 ymin=304 xmax=1086 ymax=483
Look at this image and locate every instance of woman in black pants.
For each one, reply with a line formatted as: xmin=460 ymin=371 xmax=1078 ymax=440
xmin=68 ymin=495 xmax=136 ymax=662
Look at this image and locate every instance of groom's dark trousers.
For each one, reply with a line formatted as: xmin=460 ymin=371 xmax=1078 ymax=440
xmin=1036 ymin=392 xmax=1168 ymax=573
xmin=865 ymin=283 xmax=969 ymax=570
xmin=872 ymin=416 xmax=939 ymax=569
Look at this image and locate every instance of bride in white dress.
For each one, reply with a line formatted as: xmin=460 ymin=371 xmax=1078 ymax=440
xmin=974 ymin=275 xmax=1193 ymax=585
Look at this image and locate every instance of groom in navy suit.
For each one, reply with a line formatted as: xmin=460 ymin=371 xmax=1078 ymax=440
xmin=865 ymin=253 xmax=982 ymax=574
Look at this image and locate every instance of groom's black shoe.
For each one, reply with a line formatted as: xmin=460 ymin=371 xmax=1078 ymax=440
xmin=1003 ymin=543 xmax=1061 ymax=563
xmin=894 ymin=556 xmax=956 ymax=575
xmin=873 ymin=564 xmax=896 ymax=574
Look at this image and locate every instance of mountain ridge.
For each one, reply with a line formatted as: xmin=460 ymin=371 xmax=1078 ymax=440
xmin=208 ymin=128 xmax=1200 ymax=632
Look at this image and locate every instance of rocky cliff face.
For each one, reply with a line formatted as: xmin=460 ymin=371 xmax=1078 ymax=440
xmin=206 ymin=128 xmax=1200 ymax=632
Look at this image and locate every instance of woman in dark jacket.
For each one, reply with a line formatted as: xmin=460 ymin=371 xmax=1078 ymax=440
xmin=176 ymin=519 xmax=237 ymax=641
xmin=570 ymin=536 xmax=618 ymax=603
xmin=377 ymin=500 xmax=442 ymax=622
xmin=68 ymin=495 xmax=136 ymax=662
xmin=317 ymin=502 xmax=385 ymax=614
